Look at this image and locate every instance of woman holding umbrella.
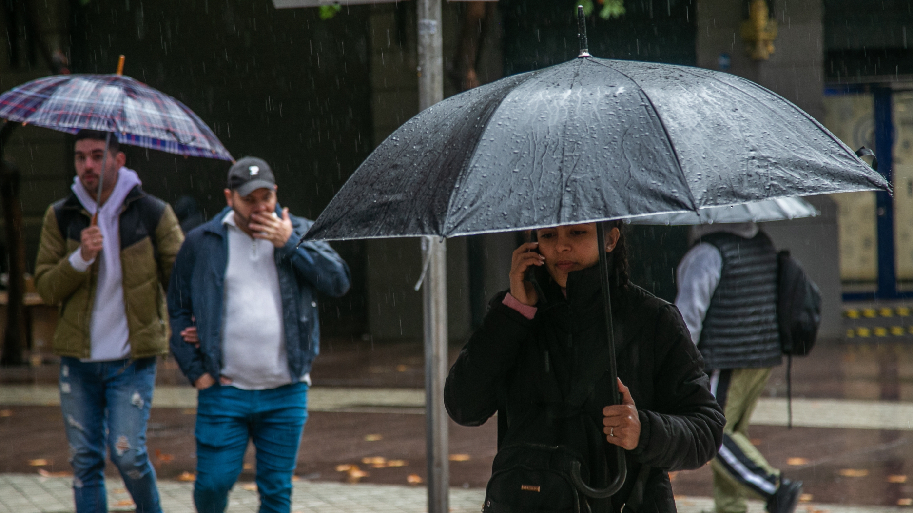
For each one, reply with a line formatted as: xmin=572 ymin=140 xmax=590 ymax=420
xmin=445 ymin=221 xmax=725 ymax=512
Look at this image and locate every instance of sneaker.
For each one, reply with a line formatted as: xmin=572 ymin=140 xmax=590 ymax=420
xmin=767 ymin=478 xmax=802 ymax=513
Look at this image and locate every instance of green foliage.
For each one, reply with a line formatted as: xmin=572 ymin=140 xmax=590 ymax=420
xmin=319 ymin=5 xmax=342 ymax=20
xmin=579 ymin=0 xmax=626 ymax=19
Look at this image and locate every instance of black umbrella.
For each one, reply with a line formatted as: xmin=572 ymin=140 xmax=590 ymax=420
xmin=303 ymin=8 xmax=890 ymax=499
xmin=305 ymin=49 xmax=886 ymax=241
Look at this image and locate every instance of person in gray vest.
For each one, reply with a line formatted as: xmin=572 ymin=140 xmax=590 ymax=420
xmin=675 ymin=222 xmax=802 ymax=513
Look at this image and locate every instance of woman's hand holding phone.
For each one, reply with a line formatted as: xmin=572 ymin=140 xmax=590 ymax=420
xmin=509 ymin=242 xmax=545 ymax=306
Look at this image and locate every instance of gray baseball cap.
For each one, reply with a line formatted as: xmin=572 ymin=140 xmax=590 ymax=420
xmin=227 ymin=156 xmax=276 ymax=196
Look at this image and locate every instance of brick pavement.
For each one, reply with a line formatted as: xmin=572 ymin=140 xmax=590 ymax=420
xmin=2 ymin=473 xmax=910 ymax=513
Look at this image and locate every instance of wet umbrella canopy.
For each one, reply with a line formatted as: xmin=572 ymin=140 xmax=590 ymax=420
xmin=304 ymin=57 xmax=888 ymax=241
xmin=0 ymin=73 xmax=233 ymax=161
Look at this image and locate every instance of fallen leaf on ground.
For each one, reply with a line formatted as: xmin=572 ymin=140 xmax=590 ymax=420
xmin=889 ymin=475 xmax=908 ymax=483
xmin=291 ymin=475 xmax=301 ymax=482
xmin=787 ymin=457 xmax=809 ymax=466
xmin=898 ymin=498 xmax=912 ymax=506
xmin=347 ymin=467 xmax=369 ymax=483
xmin=335 ymin=464 xmax=353 ymax=472
xmin=749 ymin=438 xmax=761 ymax=446
xmin=154 ymin=449 xmax=174 ymax=463
xmin=838 ymin=468 xmax=869 ymax=477
xmin=448 ymin=454 xmax=471 ymax=462
xmin=364 ymin=434 xmax=383 ymax=441
xmin=799 ymin=493 xmax=814 ymax=502
xmin=28 ymin=459 xmax=49 ymax=467
xmin=0 ymin=409 xmax=12 ymax=417
xmin=362 ymin=456 xmax=387 ymax=467
xmin=241 ymin=483 xmax=257 ymax=491
xmin=243 ymin=463 xmax=253 ymax=470
xmin=396 ymin=365 xmax=408 ymax=372
xmin=407 ymin=474 xmax=423 ymax=485
xmin=387 ymin=460 xmax=407 ymax=467
xmin=182 ymin=408 xmax=196 ymax=415
xmin=177 ymin=471 xmax=196 ymax=482
xmin=114 ymin=499 xmax=134 ymax=507
xmin=38 ymin=469 xmax=72 ymax=478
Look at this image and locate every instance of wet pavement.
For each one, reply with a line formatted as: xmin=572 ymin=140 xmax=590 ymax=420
xmin=1 ymin=335 xmax=912 ymax=511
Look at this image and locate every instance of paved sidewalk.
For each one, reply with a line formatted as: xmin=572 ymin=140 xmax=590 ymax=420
xmin=2 ymin=385 xmax=913 ymax=430
xmin=1 ymin=473 xmax=909 ymax=513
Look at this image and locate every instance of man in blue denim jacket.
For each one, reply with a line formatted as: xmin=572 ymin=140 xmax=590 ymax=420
xmin=167 ymin=156 xmax=351 ymax=513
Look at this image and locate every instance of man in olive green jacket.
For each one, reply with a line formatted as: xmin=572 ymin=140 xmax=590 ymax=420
xmin=34 ymin=130 xmax=184 ymax=513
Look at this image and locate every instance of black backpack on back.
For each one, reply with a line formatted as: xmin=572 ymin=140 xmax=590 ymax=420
xmin=776 ymin=250 xmax=821 ymax=428
xmin=776 ymin=250 xmax=821 ymax=356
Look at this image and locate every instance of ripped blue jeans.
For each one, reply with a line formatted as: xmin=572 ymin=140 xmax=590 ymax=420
xmin=59 ymin=356 xmax=162 ymax=513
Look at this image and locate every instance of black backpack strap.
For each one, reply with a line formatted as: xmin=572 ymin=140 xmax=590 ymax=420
xmin=786 ymin=354 xmax=793 ymax=429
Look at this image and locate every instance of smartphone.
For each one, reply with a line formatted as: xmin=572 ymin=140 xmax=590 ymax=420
xmin=524 ymin=230 xmax=539 ymax=283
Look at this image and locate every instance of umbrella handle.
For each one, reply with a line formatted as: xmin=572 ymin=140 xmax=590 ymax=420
xmin=569 ymin=459 xmax=626 ymax=499
xmin=594 ymin=223 xmax=627 ymax=498
xmin=94 ymin=132 xmax=113 ymax=220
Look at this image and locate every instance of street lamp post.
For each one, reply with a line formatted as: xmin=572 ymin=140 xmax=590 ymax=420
xmin=416 ymin=2 xmax=447 ymax=512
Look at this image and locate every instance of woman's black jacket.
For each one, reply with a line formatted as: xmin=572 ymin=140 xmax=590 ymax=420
xmin=444 ymin=265 xmax=725 ymax=512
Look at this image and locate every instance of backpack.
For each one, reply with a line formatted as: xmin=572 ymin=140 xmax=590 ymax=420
xmin=776 ymin=250 xmax=821 ymax=428
xmin=776 ymin=250 xmax=821 ymax=356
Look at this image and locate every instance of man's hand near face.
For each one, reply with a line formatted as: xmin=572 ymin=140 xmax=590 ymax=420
xmin=79 ymin=226 xmax=103 ymax=261
xmin=249 ymin=207 xmax=293 ymax=248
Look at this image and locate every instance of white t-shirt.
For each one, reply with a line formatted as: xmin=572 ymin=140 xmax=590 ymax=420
xmin=218 ymin=211 xmax=292 ymax=390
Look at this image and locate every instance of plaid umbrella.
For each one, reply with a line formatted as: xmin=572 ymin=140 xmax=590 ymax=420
xmin=0 ymin=74 xmax=232 ymax=160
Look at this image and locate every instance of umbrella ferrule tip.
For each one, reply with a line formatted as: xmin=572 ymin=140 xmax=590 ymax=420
xmin=578 ymin=51 xmax=591 ymax=58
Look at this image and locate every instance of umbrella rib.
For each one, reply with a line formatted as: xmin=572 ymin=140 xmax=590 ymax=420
xmin=555 ymin=61 xmax=588 ymax=223
xmin=586 ymin=58 xmax=700 ymax=212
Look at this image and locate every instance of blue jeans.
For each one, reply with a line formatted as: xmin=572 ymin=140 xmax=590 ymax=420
xmin=194 ymin=382 xmax=309 ymax=513
xmin=59 ymin=356 xmax=162 ymax=513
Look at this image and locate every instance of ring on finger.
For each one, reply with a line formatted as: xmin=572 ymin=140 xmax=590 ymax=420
xmin=610 ymin=427 xmax=615 ymax=437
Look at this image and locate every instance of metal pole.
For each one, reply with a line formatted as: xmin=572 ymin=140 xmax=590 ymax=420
xmin=417 ymin=1 xmax=446 ymax=512
xmin=418 ymin=0 xmax=443 ymax=111
xmin=422 ymin=236 xmax=448 ymax=513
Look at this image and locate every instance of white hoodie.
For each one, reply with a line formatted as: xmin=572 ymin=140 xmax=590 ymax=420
xmin=68 ymin=167 xmax=142 ymax=362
